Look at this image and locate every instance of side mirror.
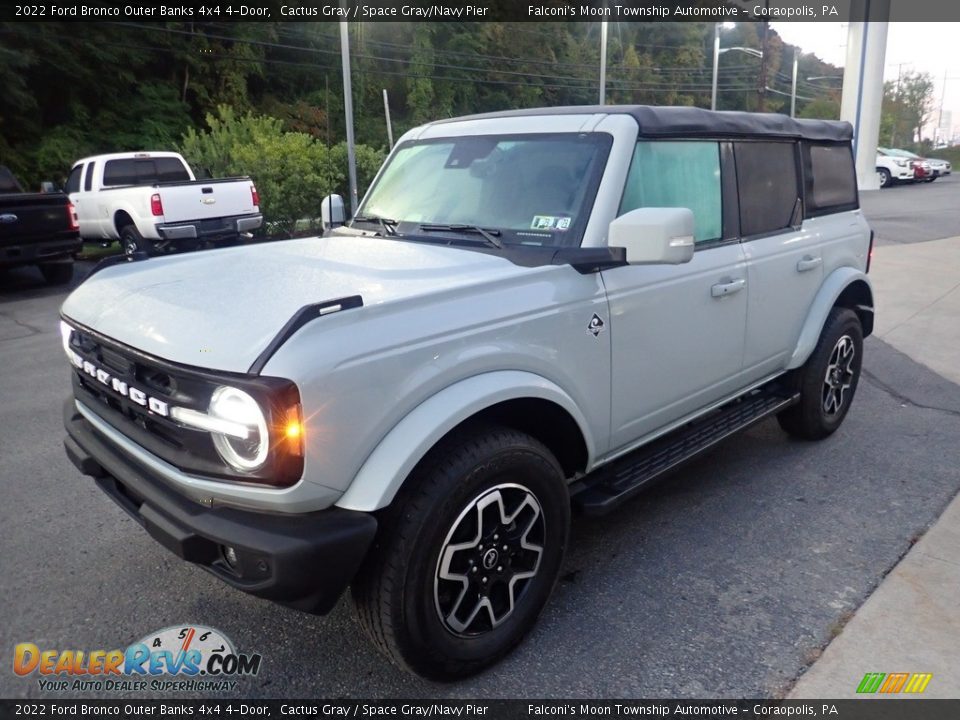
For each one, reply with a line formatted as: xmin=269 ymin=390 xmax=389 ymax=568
xmin=608 ymin=207 xmax=695 ymax=265
xmin=40 ymin=181 xmax=60 ymax=193
xmin=321 ymin=194 xmax=346 ymax=231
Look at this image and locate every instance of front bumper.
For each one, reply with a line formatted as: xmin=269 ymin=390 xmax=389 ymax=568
xmin=63 ymin=399 xmax=377 ymax=614
xmin=156 ymin=213 xmax=263 ymax=241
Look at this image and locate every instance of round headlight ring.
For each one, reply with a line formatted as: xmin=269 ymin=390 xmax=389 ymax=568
xmin=209 ymin=386 xmax=270 ymax=472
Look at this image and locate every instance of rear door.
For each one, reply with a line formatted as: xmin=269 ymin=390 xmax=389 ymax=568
xmin=738 ymin=141 xmax=823 ymax=380
xmin=602 ymin=140 xmax=749 ymax=450
xmin=70 ymin=161 xmax=103 ymax=238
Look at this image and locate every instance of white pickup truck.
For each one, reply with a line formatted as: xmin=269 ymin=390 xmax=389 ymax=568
xmin=65 ymin=152 xmax=262 ymax=256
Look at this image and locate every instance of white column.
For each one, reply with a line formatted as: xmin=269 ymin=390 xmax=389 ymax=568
xmin=840 ymin=0 xmax=890 ymax=191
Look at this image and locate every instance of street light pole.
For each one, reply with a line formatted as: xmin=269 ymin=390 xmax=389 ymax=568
xmin=711 ymin=23 xmax=720 ymax=111
xmin=790 ymin=50 xmax=799 ymax=118
xmin=712 ymin=25 xmax=761 ymax=112
xmin=599 ymin=20 xmax=608 ymax=105
xmin=340 ymin=20 xmax=358 ymax=218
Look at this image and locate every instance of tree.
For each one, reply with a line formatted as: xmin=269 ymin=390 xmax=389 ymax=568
xmin=179 ymin=106 xmax=384 ymax=237
xmin=883 ymin=71 xmax=935 ymax=149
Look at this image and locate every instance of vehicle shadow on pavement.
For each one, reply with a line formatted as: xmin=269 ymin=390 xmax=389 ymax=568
xmin=0 ymin=263 xmax=93 ymax=302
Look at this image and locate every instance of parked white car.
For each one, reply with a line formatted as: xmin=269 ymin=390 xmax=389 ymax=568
xmin=64 ymin=152 xmax=262 ymax=256
xmin=875 ymin=148 xmax=914 ymax=187
xmin=61 ymin=106 xmax=873 ymax=680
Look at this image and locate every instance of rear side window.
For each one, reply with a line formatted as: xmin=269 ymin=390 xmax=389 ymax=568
xmin=102 ymin=159 xmax=135 ymax=186
xmin=619 ymin=141 xmax=722 ymax=244
xmin=1 ymin=166 xmax=25 ymax=193
xmin=83 ymin=162 xmax=96 ymax=191
xmin=64 ymin=166 xmax=82 ymax=194
xmin=734 ymin=142 xmax=800 ymax=237
xmin=156 ymin=157 xmax=191 ymax=182
xmin=805 ymin=143 xmax=858 ymax=215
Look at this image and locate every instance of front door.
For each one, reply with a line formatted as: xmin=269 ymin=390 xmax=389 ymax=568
xmin=602 ymin=140 xmax=748 ymax=453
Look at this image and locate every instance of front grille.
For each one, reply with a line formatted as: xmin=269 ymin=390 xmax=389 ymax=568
xmin=67 ymin=326 xmax=233 ymax=478
xmin=64 ymin=320 xmax=304 ymax=487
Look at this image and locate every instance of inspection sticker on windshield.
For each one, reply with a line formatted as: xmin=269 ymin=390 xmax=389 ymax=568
xmin=531 ymin=215 xmax=571 ymax=231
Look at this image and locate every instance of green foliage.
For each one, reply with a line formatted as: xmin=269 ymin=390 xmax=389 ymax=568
xmin=1 ymin=20 xmax=844 ymax=193
xmin=179 ymin=106 xmax=384 ymax=237
xmin=927 ymin=145 xmax=960 ymax=166
xmin=881 ymin=71 xmax=936 ymax=150
xmin=798 ymin=98 xmax=840 ymax=121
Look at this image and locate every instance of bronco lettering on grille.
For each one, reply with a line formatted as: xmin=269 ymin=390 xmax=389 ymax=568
xmin=69 ymin=350 xmax=169 ymax=417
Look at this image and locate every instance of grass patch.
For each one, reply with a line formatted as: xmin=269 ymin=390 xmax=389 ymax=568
xmin=76 ymin=243 xmax=122 ymax=262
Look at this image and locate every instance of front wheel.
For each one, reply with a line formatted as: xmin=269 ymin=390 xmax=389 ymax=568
xmin=778 ymin=307 xmax=863 ymax=440
xmin=877 ymin=168 xmax=892 ymax=188
xmin=352 ymin=424 xmax=570 ymax=680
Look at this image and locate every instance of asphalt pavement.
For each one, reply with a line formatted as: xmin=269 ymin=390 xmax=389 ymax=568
xmin=2 ymin=176 xmax=958 ymax=699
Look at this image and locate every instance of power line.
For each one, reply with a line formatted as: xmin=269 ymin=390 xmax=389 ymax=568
xmin=0 ymin=27 xmax=751 ymax=96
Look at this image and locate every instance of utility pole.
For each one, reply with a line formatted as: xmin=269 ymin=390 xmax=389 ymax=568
xmin=757 ymin=13 xmax=770 ymax=111
xmin=599 ymin=20 xmax=608 ymax=105
xmin=711 ymin=23 xmax=720 ymax=111
xmin=339 ymin=20 xmax=358 ymax=217
xmin=790 ymin=49 xmax=799 ymax=118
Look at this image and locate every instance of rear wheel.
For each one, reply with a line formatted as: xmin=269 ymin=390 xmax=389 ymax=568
xmin=877 ymin=168 xmax=892 ymax=188
xmin=352 ymin=424 xmax=569 ymax=680
xmin=120 ymin=224 xmax=150 ymax=257
xmin=778 ymin=307 xmax=863 ymax=440
xmin=39 ymin=262 xmax=73 ymax=286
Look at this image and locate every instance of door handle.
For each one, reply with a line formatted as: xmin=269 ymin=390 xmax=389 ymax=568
xmin=797 ymin=256 xmax=823 ymax=272
xmin=711 ymin=278 xmax=746 ymax=298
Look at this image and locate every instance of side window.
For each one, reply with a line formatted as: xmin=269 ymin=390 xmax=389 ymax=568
xmin=806 ymin=143 xmax=858 ymax=215
xmin=156 ymin=157 xmax=191 ymax=182
xmin=619 ymin=141 xmax=722 ymax=244
xmin=734 ymin=142 xmax=800 ymax=237
xmin=83 ymin=161 xmax=96 ymax=191
xmin=103 ymin=159 xmax=135 ymax=186
xmin=64 ymin=165 xmax=82 ymax=194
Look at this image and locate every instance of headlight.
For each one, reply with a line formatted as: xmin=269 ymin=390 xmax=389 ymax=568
xmin=208 ymin=386 xmax=270 ymax=472
xmin=60 ymin=320 xmax=73 ymax=357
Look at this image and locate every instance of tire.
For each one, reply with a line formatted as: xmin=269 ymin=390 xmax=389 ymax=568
xmin=119 ymin=224 xmax=150 ymax=257
xmin=352 ymin=424 xmax=570 ymax=680
xmin=39 ymin=262 xmax=74 ymax=286
xmin=777 ymin=307 xmax=863 ymax=440
xmin=877 ymin=168 xmax=892 ymax=188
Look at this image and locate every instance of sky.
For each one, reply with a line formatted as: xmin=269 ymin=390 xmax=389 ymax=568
xmin=773 ymin=22 xmax=960 ymax=139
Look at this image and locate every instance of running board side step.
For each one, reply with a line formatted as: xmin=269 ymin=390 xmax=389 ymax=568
xmin=571 ymin=389 xmax=800 ymax=516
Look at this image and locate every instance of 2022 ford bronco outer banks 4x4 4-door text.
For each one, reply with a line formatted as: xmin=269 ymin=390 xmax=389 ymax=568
xmin=61 ymin=106 xmax=874 ymax=679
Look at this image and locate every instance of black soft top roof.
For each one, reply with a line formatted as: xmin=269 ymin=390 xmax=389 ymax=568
xmin=432 ymin=105 xmax=852 ymax=143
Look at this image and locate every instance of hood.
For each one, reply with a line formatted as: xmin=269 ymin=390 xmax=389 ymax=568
xmin=61 ymin=235 xmax=527 ymax=373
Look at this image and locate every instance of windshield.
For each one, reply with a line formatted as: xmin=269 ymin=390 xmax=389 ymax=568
xmin=356 ymin=133 xmax=611 ymax=247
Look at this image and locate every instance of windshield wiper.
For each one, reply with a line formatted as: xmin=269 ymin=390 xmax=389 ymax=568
xmin=419 ymin=224 xmax=503 ymax=249
xmin=352 ymin=214 xmax=398 ymax=236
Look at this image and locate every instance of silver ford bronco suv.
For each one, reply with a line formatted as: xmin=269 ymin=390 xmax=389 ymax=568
xmin=61 ymin=106 xmax=873 ymax=679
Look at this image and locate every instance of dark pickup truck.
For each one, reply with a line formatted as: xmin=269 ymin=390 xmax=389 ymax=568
xmin=1 ymin=166 xmax=81 ymax=285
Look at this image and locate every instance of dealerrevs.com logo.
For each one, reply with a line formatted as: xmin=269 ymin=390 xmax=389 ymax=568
xmin=13 ymin=625 xmax=262 ymax=693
